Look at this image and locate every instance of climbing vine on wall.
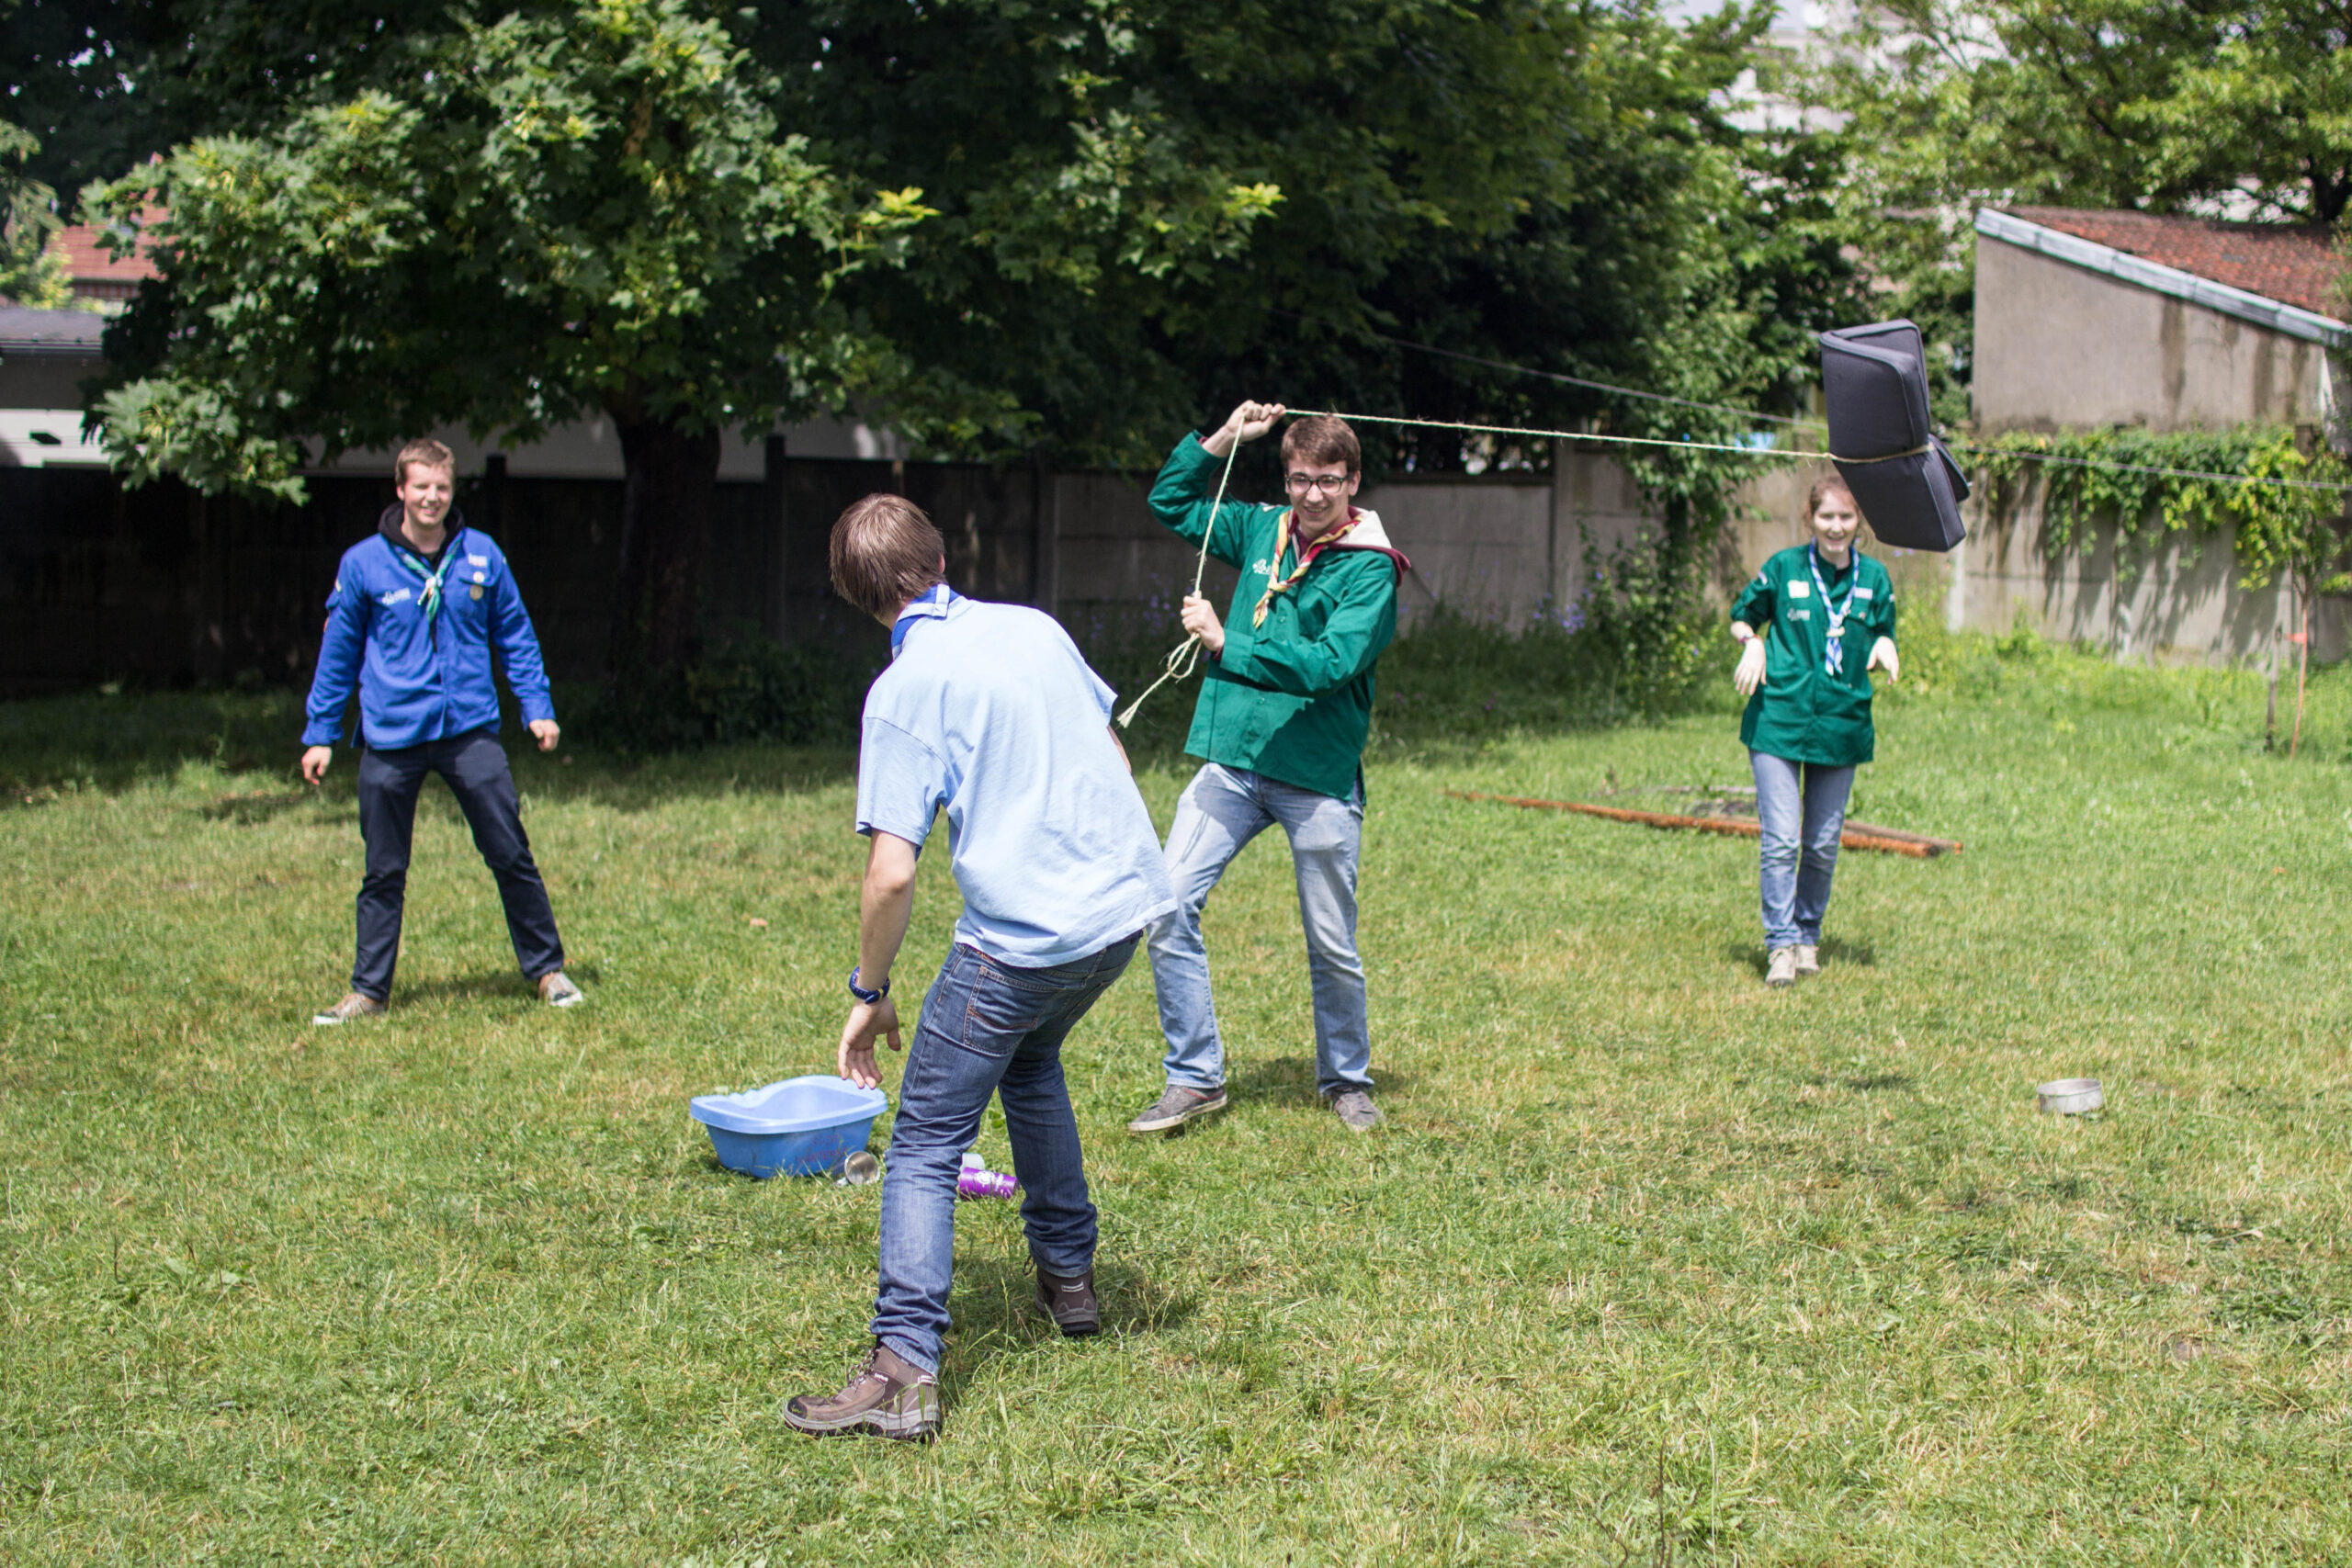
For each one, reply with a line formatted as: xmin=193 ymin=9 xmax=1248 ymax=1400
xmin=1974 ymin=425 xmax=2352 ymax=590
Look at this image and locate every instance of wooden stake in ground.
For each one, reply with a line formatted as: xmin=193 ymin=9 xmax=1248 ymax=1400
xmin=2266 ymin=627 xmax=2280 ymax=751
xmin=2290 ymin=582 xmax=2310 ymax=759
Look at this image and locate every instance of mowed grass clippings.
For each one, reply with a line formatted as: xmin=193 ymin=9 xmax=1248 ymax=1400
xmin=3 ymin=635 xmax=2350 ymax=1565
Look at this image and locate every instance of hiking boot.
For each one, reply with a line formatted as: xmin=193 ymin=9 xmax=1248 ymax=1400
xmin=1035 ymin=1268 xmax=1101 ymax=1337
xmin=537 ymin=971 xmax=583 ymax=1009
xmin=1126 ymin=1083 xmax=1227 ymax=1135
xmin=1327 ymin=1088 xmax=1384 ymax=1132
xmin=782 ymin=1343 xmax=942 ymax=1441
xmin=311 ymin=992 xmax=387 ymax=1026
xmin=1765 ymin=947 xmax=1798 ymax=987
xmin=1793 ymin=944 xmax=1821 ymax=977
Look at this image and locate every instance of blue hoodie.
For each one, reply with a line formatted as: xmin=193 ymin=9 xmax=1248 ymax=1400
xmin=302 ymin=506 xmax=556 ymax=749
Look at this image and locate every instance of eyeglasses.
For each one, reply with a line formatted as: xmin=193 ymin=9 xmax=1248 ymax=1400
xmin=1285 ymin=472 xmax=1351 ymax=495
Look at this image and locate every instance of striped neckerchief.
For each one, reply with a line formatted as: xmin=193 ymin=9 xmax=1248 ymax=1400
xmin=1250 ymin=508 xmax=1363 ymax=629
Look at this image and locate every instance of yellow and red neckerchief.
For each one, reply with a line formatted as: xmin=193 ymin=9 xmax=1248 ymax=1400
xmin=1250 ymin=507 xmax=1363 ymax=628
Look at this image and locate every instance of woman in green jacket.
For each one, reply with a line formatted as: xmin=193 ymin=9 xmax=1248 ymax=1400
xmin=1728 ymin=475 xmax=1900 ymax=987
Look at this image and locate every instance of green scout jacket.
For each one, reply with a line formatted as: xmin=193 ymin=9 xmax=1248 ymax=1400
xmin=1729 ymin=544 xmax=1898 ymax=768
xmin=1148 ymin=433 xmax=1409 ymax=799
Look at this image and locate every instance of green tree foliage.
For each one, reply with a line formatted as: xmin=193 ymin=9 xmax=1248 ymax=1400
xmin=87 ymin=0 xmax=949 ymax=673
xmin=0 ymin=121 xmax=74 ymax=308
xmin=62 ymin=0 xmax=1860 ymax=684
xmin=0 ymin=0 xmax=175 ymax=197
xmin=1826 ymin=0 xmax=2352 ymax=224
xmin=1794 ymin=0 xmax=2352 ymax=427
xmin=770 ymin=0 xmax=1858 ymax=479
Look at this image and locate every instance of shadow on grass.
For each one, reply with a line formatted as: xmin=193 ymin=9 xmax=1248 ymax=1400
xmin=1819 ymin=936 xmax=1876 ymax=966
xmin=1225 ymin=1055 xmax=1419 ymax=1111
xmin=938 ymin=1252 xmax=1202 ymax=1410
xmin=1715 ymin=937 xmax=1878 ymax=976
xmin=1810 ymin=1070 xmax=1916 ymax=1092
xmin=390 ymin=963 xmax=605 ymax=1008
xmin=0 ymin=687 xmax=864 ymax=808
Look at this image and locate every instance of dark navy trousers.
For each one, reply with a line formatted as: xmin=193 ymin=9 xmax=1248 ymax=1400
xmin=352 ymin=728 xmax=565 ymax=1000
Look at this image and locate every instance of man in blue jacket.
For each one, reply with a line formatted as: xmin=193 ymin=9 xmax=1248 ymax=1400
xmin=300 ymin=438 xmax=581 ymax=1024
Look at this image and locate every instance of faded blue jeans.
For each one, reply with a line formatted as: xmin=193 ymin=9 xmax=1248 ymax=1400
xmin=1148 ymin=762 xmax=1372 ymax=1099
xmin=1750 ymin=750 xmax=1856 ymax=951
xmin=870 ymin=934 xmax=1137 ymax=1374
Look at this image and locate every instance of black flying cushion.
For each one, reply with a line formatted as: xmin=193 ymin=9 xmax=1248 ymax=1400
xmin=1819 ymin=319 xmax=1969 ymax=553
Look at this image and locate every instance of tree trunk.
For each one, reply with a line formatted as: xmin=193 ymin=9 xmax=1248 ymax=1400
xmin=608 ymin=417 xmax=722 ymax=678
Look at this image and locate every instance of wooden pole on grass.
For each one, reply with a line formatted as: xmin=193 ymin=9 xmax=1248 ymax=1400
xmin=1446 ymin=790 xmax=1962 ymax=858
xmin=2291 ymin=576 xmax=2310 ymax=759
xmin=2267 ymin=627 xmax=2280 ymax=751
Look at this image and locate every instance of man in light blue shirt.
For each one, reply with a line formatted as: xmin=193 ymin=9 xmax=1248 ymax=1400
xmin=785 ymin=493 xmax=1174 ymax=1443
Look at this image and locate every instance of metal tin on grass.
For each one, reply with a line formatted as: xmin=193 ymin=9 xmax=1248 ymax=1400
xmin=2037 ymin=1077 xmax=2104 ymax=1115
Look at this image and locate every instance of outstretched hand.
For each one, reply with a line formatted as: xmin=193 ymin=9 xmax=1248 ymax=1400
xmin=1867 ymin=637 xmax=1899 ymax=684
xmin=1733 ymin=639 xmax=1768 ymax=697
xmin=838 ymin=997 xmax=903 ymax=1089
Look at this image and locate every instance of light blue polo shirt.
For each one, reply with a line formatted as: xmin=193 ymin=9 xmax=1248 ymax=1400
xmin=855 ymin=588 xmax=1177 ymax=966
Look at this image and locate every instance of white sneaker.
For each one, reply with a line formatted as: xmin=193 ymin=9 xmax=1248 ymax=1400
xmin=1793 ymin=944 xmax=1820 ymax=977
xmin=537 ymin=972 xmax=584 ymax=1008
xmin=1765 ymin=948 xmax=1798 ymax=987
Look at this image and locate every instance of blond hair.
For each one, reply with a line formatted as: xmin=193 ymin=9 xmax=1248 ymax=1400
xmin=395 ymin=437 xmax=457 ymax=487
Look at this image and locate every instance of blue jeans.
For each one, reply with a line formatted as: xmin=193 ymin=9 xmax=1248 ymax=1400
xmin=1750 ymin=751 xmax=1856 ymax=950
xmin=353 ymin=729 xmax=564 ymax=1000
xmin=871 ymin=934 xmax=1138 ymax=1374
xmin=1148 ymin=763 xmax=1372 ymax=1099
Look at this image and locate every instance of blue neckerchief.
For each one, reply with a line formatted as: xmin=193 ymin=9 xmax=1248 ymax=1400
xmin=389 ymin=527 xmax=461 ymax=633
xmin=890 ymin=583 xmax=958 ymax=659
xmin=1807 ymin=543 xmax=1858 ymax=677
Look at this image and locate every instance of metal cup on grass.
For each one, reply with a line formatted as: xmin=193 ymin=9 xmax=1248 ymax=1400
xmin=2037 ymin=1078 xmax=2104 ymax=1115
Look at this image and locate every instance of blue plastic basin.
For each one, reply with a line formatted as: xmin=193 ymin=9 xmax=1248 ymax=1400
xmin=689 ymin=1076 xmax=888 ymax=1179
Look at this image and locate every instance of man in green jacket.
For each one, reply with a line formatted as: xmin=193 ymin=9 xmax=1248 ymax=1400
xmin=1126 ymin=401 xmax=1408 ymax=1136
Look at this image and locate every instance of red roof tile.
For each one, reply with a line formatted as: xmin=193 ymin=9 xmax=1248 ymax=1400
xmin=2005 ymin=207 xmax=2346 ymax=320
xmin=50 ymin=206 xmax=165 ymax=304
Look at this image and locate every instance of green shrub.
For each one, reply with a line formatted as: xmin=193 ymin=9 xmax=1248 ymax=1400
xmin=582 ymin=637 xmax=880 ymax=755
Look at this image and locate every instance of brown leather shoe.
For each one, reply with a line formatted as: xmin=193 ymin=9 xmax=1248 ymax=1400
xmin=311 ymin=992 xmax=387 ymax=1026
xmin=783 ymin=1343 xmax=942 ymax=1440
xmin=1035 ymin=1268 xmax=1101 ymax=1337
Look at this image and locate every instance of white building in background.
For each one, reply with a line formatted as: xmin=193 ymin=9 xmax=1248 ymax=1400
xmin=1664 ymin=0 xmax=1866 ymax=133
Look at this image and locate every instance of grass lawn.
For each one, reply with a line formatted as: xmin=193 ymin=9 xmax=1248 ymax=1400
xmin=3 ymin=631 xmax=2350 ymax=1564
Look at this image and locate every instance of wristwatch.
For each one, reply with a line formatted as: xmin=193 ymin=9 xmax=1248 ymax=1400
xmin=847 ymin=966 xmax=890 ymax=1006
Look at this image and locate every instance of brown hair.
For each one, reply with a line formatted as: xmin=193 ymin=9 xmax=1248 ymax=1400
xmin=395 ymin=437 xmax=456 ymax=487
xmin=1805 ymin=472 xmax=1857 ymax=518
xmin=1282 ymin=414 xmax=1360 ymax=475
xmin=830 ymin=493 xmax=945 ymax=618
